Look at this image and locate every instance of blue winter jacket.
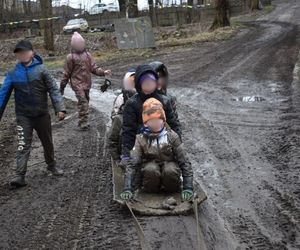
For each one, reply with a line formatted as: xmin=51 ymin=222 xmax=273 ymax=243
xmin=0 ymin=55 xmax=65 ymax=120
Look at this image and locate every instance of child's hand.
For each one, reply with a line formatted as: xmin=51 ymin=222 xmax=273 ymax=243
xmin=181 ymin=189 xmax=194 ymax=201
xmin=104 ymin=70 xmax=112 ymax=76
xmin=120 ymin=190 xmax=133 ymax=201
xmin=60 ymin=87 xmax=65 ymax=96
xmin=58 ymin=112 xmax=66 ymax=121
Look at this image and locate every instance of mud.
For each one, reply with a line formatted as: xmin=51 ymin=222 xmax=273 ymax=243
xmin=0 ymin=0 xmax=300 ymax=249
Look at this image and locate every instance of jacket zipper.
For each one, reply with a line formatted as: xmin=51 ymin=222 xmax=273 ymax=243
xmin=156 ymin=137 xmax=163 ymax=171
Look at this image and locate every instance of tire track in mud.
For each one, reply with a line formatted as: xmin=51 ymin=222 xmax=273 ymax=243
xmin=167 ymin=15 xmax=300 ymax=247
xmin=1 ymin=1 xmax=300 ymax=249
xmin=18 ymin=114 xmax=104 ymax=249
xmin=0 ymin=109 xmax=140 ymax=250
xmin=103 ymin=7 xmax=300 ymax=248
xmin=178 ymin=95 xmax=294 ymax=250
xmin=258 ymin=53 xmax=300 ymax=250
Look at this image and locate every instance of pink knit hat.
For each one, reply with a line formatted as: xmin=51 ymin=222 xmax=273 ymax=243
xmin=71 ymin=32 xmax=85 ymax=51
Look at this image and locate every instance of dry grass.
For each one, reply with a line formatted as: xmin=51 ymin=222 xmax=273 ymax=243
xmin=156 ymin=26 xmax=237 ymax=47
xmin=44 ymin=26 xmax=237 ymax=69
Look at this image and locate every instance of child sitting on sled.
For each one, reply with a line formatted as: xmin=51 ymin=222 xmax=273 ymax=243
xmin=60 ymin=32 xmax=112 ymax=130
xmin=109 ymin=69 xmax=136 ymax=160
xmin=120 ymin=98 xmax=194 ymax=201
xmin=120 ymin=65 xmax=181 ymax=165
xmin=149 ymin=61 xmax=177 ymax=116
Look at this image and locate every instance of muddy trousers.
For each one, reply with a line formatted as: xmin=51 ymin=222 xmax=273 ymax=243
xmin=108 ymin=114 xmax=123 ymax=160
xmin=15 ymin=114 xmax=55 ymax=176
xmin=142 ymin=162 xmax=181 ymax=193
xmin=76 ymin=90 xmax=90 ymax=126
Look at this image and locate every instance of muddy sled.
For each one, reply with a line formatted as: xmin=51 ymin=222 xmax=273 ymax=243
xmin=112 ymin=159 xmax=207 ymax=216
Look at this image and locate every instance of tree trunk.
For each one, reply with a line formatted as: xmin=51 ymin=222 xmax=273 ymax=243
xmin=187 ymin=0 xmax=193 ymax=24
xmin=119 ymin=0 xmax=126 ymax=13
xmin=210 ymin=0 xmax=230 ymax=30
xmin=22 ymin=0 xmax=32 ymax=17
xmin=148 ymin=0 xmax=157 ymax=26
xmin=0 ymin=0 xmax=4 ymax=32
xmin=249 ymin=0 xmax=260 ymax=11
xmin=127 ymin=0 xmax=138 ymax=18
xmin=40 ymin=0 xmax=54 ymax=51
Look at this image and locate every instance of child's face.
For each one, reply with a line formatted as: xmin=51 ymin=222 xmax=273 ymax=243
xmin=15 ymin=50 xmax=34 ymax=64
xmin=158 ymin=77 xmax=167 ymax=90
xmin=124 ymin=75 xmax=135 ymax=90
xmin=141 ymin=79 xmax=157 ymax=95
xmin=146 ymin=119 xmax=164 ymax=133
xmin=72 ymin=41 xmax=85 ymax=52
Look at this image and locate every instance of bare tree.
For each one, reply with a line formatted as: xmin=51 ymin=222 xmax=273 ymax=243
xmin=22 ymin=0 xmax=32 ymax=17
xmin=148 ymin=0 xmax=158 ymax=26
xmin=211 ymin=0 xmax=230 ymax=30
xmin=127 ymin=0 xmax=138 ymax=18
xmin=249 ymin=0 xmax=262 ymax=11
xmin=187 ymin=0 xmax=193 ymax=24
xmin=40 ymin=0 xmax=54 ymax=51
xmin=119 ymin=0 xmax=126 ymax=13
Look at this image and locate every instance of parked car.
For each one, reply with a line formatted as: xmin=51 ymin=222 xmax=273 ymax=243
xmin=89 ymin=3 xmax=119 ymax=15
xmin=63 ymin=18 xmax=89 ymax=34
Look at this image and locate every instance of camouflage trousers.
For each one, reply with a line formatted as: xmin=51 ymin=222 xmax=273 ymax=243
xmin=76 ymin=90 xmax=90 ymax=126
xmin=142 ymin=161 xmax=181 ymax=193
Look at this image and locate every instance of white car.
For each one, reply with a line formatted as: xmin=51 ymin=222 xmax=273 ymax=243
xmin=63 ymin=18 xmax=89 ymax=34
xmin=89 ymin=3 xmax=119 ymax=15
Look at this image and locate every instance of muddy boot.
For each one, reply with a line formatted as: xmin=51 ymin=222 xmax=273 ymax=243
xmin=78 ymin=121 xmax=90 ymax=131
xmin=47 ymin=163 xmax=64 ymax=176
xmin=9 ymin=174 xmax=27 ymax=188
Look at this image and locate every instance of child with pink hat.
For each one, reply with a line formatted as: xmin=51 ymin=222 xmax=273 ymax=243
xmin=60 ymin=32 xmax=112 ymax=130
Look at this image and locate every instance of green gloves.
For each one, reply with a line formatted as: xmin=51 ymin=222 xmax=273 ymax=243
xmin=181 ymin=189 xmax=194 ymax=201
xmin=120 ymin=190 xmax=133 ymax=201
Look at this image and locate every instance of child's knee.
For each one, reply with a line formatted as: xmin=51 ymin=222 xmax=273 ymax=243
xmin=162 ymin=162 xmax=180 ymax=179
xmin=143 ymin=162 xmax=161 ymax=178
xmin=161 ymin=162 xmax=181 ymax=192
xmin=142 ymin=163 xmax=161 ymax=193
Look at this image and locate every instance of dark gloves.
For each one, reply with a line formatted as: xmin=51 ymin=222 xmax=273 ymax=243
xmin=120 ymin=155 xmax=134 ymax=192
xmin=182 ymin=176 xmax=194 ymax=201
xmin=100 ymin=79 xmax=112 ymax=92
xmin=60 ymin=85 xmax=65 ymax=96
xmin=119 ymin=155 xmax=130 ymax=169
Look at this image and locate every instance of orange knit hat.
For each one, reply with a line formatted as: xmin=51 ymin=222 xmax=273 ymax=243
xmin=142 ymin=98 xmax=166 ymax=124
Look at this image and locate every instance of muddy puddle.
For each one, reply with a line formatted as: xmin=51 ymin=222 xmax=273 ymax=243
xmin=231 ymin=96 xmax=266 ymax=102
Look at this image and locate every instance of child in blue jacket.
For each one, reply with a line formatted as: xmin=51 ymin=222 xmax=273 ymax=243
xmin=0 ymin=40 xmax=66 ymax=188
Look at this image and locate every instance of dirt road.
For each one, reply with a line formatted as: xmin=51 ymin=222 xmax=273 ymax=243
xmin=0 ymin=0 xmax=299 ymax=249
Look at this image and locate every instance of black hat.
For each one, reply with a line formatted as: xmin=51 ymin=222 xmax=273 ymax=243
xmin=14 ymin=40 xmax=33 ymax=53
xmin=149 ymin=61 xmax=169 ymax=78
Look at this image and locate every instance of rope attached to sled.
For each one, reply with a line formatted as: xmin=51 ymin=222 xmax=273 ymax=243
xmin=193 ymin=200 xmax=207 ymax=250
xmin=126 ymin=201 xmax=149 ymax=250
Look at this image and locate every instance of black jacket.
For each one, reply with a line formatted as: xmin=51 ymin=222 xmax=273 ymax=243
xmin=121 ymin=65 xmax=181 ymax=156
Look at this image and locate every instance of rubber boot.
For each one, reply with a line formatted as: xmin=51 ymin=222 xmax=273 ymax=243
xmin=10 ymin=174 xmax=27 ymax=188
xmin=47 ymin=163 xmax=64 ymax=176
xmin=79 ymin=121 xmax=90 ymax=131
